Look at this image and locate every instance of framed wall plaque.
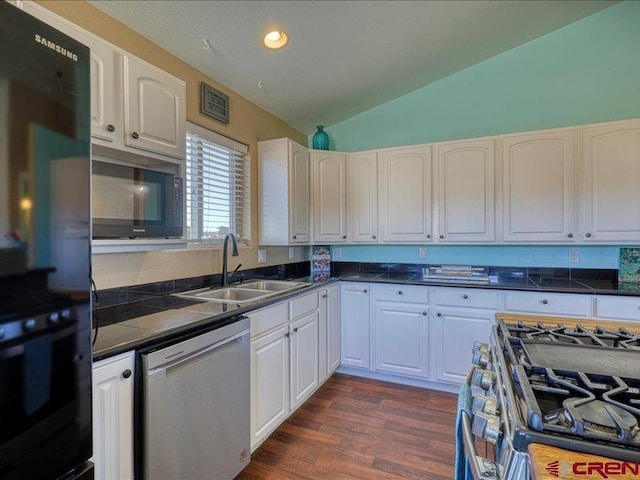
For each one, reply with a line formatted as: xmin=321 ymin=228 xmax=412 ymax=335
xmin=201 ymin=82 xmax=229 ymax=124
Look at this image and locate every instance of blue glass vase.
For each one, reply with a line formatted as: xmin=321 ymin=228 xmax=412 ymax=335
xmin=312 ymin=125 xmax=330 ymax=150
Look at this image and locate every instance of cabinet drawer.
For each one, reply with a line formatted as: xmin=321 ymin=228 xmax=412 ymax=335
xmin=250 ymin=302 xmax=288 ymax=338
xmin=504 ymin=291 xmax=592 ymax=317
xmin=289 ymin=291 xmax=318 ymax=320
xmin=432 ymin=287 xmax=499 ymax=310
xmin=372 ymin=284 xmax=428 ymax=304
xmin=596 ymin=296 xmax=640 ymax=321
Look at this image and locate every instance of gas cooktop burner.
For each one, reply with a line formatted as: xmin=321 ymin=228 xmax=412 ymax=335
xmin=546 ymin=399 xmax=639 ymax=438
xmin=494 ymin=318 xmax=640 ymax=460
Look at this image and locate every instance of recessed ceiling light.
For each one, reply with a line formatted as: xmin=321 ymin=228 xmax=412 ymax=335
xmin=264 ymin=30 xmax=288 ymax=50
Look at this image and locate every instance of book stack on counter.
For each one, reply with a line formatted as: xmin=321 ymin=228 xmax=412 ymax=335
xmin=421 ymin=265 xmax=489 ymax=284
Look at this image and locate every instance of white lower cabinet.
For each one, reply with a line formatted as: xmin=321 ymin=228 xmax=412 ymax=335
xmin=373 ymin=301 xmax=429 ymax=378
xmin=430 ymin=309 xmax=492 ymax=383
xmin=595 ymin=295 xmax=640 ymax=321
xmin=92 ymin=351 xmax=134 ymax=480
xmin=289 ymin=312 xmax=319 ymax=410
xmin=319 ymin=284 xmax=342 ymax=383
xmin=341 ymin=282 xmax=371 ymax=368
xmin=250 ymin=324 xmax=289 ymax=451
xmin=249 ymin=289 xmax=326 ymax=452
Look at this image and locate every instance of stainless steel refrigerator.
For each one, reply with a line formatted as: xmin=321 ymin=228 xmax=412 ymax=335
xmin=0 ymin=2 xmax=93 ymax=479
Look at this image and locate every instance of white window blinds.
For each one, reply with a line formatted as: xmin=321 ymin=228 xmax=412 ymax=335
xmin=185 ymin=123 xmax=249 ymax=244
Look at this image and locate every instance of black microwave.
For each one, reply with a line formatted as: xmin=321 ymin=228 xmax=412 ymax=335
xmin=92 ymin=160 xmax=184 ymax=238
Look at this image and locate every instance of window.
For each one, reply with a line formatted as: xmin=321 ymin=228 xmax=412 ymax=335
xmin=185 ymin=123 xmax=249 ymax=244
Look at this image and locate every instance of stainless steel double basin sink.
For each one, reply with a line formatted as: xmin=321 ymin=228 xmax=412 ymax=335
xmin=174 ymin=280 xmax=310 ymax=305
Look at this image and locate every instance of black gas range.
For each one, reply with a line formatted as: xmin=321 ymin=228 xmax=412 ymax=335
xmin=463 ymin=318 xmax=640 ymax=479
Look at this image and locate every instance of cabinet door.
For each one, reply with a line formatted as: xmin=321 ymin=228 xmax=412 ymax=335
xmin=348 ymin=152 xmax=379 ymax=243
xmin=582 ymin=120 xmax=640 ymax=242
xmin=502 ymin=129 xmax=576 ymax=242
xmin=431 ymin=310 xmax=492 ymax=384
xmin=92 ymin=352 xmax=134 ymax=480
xmin=313 ymin=151 xmax=347 ymax=242
xmin=289 ymin=312 xmax=319 ymax=410
xmin=340 ymin=283 xmax=370 ymax=368
xmin=288 ymin=141 xmax=311 ymax=243
xmin=327 ymin=285 xmax=342 ymax=374
xmin=251 ymin=326 xmax=289 ymax=450
xmin=380 ymin=146 xmax=432 ymax=242
xmin=437 ymin=139 xmax=495 ymax=242
xmin=373 ymin=302 xmax=429 ymax=378
xmin=318 ymin=289 xmax=329 ymax=383
xmin=123 ymin=55 xmax=186 ymax=158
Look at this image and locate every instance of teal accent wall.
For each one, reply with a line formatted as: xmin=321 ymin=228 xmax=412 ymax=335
xmin=332 ymin=245 xmax=622 ymax=269
xmin=321 ymin=1 xmax=640 ymax=151
xmin=317 ymin=2 xmax=640 ymax=269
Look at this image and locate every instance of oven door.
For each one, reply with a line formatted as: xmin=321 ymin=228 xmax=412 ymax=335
xmin=0 ymin=305 xmax=92 ymax=480
xmin=459 ymin=342 xmax=531 ymax=480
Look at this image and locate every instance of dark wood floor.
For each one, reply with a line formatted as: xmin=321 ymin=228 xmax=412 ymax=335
xmin=236 ymin=373 xmax=458 ymax=480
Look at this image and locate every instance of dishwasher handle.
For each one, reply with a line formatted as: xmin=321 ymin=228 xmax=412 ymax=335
xmin=148 ymin=328 xmax=249 ymax=374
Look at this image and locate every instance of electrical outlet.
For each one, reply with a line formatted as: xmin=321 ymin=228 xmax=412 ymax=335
xmin=568 ymin=250 xmax=579 ymax=263
xmin=419 ymin=247 xmax=427 ymax=259
xmin=334 ymin=247 xmax=342 ymax=260
xmin=258 ymin=249 xmax=267 ymax=263
xmin=288 ymin=247 xmax=294 ymax=259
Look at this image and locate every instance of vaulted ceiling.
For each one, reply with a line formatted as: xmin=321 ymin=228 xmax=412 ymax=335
xmin=88 ymin=0 xmax=616 ymax=134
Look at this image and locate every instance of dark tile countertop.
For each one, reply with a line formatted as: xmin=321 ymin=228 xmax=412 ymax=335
xmin=93 ymin=262 xmax=639 ymax=361
xmin=332 ymin=261 xmax=640 ymax=296
xmin=336 ymin=271 xmax=637 ymax=295
xmin=92 ymin=277 xmax=336 ymax=360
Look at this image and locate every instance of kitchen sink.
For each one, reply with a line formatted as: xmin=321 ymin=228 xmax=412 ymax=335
xmin=174 ymin=280 xmax=310 ymax=304
xmin=239 ymin=280 xmax=309 ymax=292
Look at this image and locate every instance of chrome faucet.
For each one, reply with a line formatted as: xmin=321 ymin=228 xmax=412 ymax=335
xmin=220 ymin=233 xmax=239 ymax=287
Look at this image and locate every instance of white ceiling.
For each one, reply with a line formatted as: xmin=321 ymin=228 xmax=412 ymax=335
xmin=88 ymin=0 xmax=616 ymax=134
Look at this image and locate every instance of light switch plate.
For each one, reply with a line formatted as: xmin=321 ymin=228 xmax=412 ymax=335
xmin=568 ymin=250 xmax=579 ymax=263
xmin=288 ymin=247 xmax=294 ymax=259
xmin=258 ymin=249 xmax=267 ymax=263
xmin=334 ymin=247 xmax=342 ymax=260
xmin=419 ymin=247 xmax=427 ymax=259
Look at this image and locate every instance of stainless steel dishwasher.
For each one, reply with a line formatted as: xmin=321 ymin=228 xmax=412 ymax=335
xmin=142 ymin=317 xmax=250 ymax=480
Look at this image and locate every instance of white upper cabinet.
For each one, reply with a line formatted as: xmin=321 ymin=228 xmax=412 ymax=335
xmin=258 ymin=138 xmax=311 ymax=245
xmin=312 ymin=151 xmax=347 ymax=243
xmin=502 ymin=129 xmax=577 ymax=242
xmin=379 ymin=146 xmax=433 ymax=242
xmin=582 ymin=119 xmax=640 ymax=242
xmin=123 ymin=55 xmax=186 ymax=159
xmin=348 ymin=151 xmax=379 ymax=243
xmin=84 ymin=35 xmax=119 ymax=144
xmin=436 ymin=138 xmax=496 ymax=242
